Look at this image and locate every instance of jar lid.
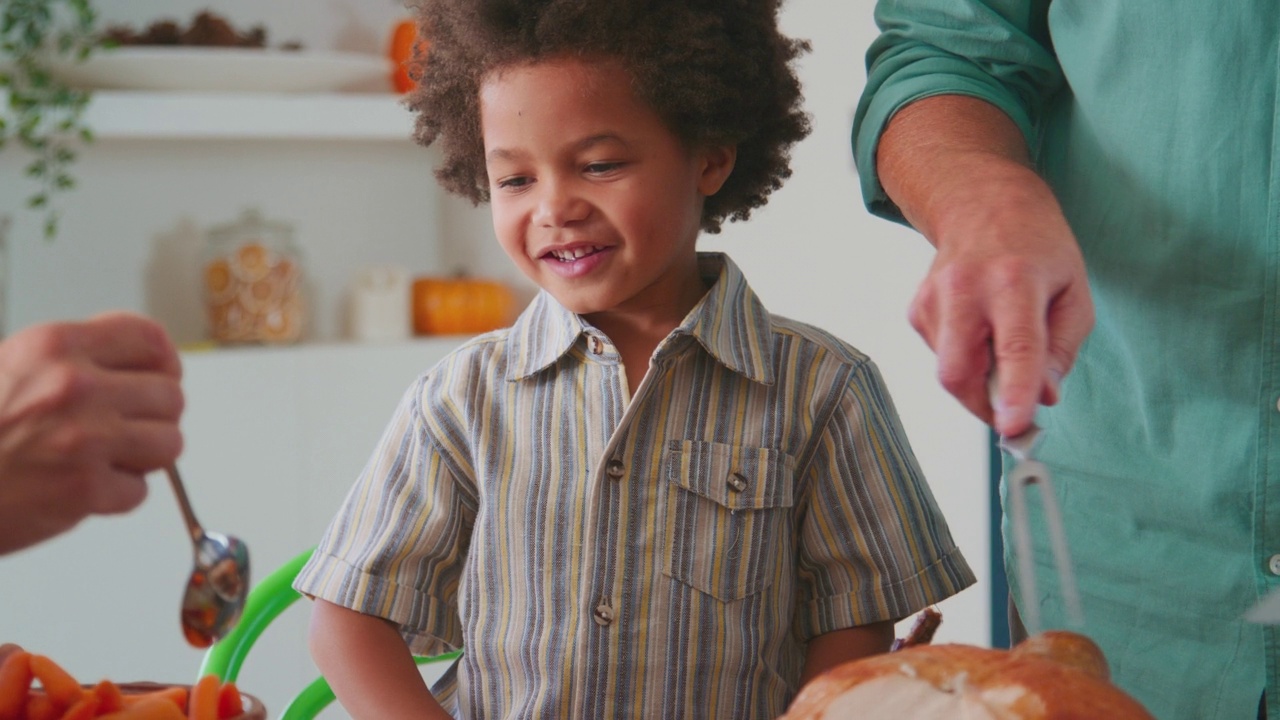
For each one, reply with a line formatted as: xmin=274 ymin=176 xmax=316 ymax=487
xmin=208 ymin=208 xmax=293 ymax=241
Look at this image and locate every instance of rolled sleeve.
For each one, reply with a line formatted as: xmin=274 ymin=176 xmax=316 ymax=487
xmin=294 ymin=378 xmax=476 ymax=657
xmin=793 ymin=359 xmax=976 ymax=641
xmin=852 ymin=0 xmax=1063 ymax=223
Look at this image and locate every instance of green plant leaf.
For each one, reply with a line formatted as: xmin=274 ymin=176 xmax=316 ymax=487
xmin=1 ymin=0 xmax=102 ymax=241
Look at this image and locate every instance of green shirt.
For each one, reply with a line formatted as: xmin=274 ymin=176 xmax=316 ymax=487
xmin=854 ymin=2 xmax=1276 ymax=718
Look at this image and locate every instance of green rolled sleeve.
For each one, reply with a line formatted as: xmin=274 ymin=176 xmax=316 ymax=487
xmin=852 ymin=0 xmax=1063 ymax=223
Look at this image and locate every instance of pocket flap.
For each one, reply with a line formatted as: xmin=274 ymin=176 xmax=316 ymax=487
xmin=665 ymin=440 xmax=795 ymax=510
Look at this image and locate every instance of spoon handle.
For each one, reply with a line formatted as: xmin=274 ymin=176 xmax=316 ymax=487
xmin=165 ymin=465 xmax=205 ymax=546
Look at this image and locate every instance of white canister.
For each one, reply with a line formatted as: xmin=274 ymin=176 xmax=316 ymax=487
xmin=348 ymin=265 xmax=411 ymax=342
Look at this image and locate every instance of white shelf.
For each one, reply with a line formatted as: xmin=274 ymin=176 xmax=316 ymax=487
xmin=179 ymin=335 xmax=466 ymax=362
xmin=84 ymin=91 xmax=416 ymax=141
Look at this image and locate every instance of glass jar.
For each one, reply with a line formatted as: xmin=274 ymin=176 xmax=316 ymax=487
xmin=202 ymin=208 xmax=306 ymax=344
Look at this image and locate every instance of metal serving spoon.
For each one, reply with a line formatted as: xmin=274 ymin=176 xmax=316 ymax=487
xmin=164 ymin=465 xmax=250 ymax=648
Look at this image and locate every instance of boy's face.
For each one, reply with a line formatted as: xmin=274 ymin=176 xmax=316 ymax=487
xmin=480 ymin=57 xmax=734 ymax=322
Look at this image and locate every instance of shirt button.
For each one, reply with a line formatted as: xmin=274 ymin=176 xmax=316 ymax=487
xmin=727 ymin=472 xmax=749 ymax=493
xmin=1269 ymin=555 xmax=1280 ymax=576
xmin=605 ymin=459 xmax=625 ymax=480
xmin=589 ymin=336 xmax=604 ymax=355
xmin=593 ymin=602 xmax=615 ymax=626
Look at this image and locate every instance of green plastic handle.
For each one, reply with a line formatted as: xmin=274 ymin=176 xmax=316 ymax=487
xmin=198 ymin=545 xmax=463 ymax=719
xmin=199 ymin=548 xmax=315 ymax=682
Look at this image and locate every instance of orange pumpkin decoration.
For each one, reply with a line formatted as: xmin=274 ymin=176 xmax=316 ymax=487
xmin=388 ymin=19 xmax=428 ymax=94
xmin=412 ymin=276 xmax=514 ymax=335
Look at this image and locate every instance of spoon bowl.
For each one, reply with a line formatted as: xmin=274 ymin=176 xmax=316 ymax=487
xmin=165 ymin=465 xmax=251 ymax=648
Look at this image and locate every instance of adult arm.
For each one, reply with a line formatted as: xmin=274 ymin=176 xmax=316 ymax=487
xmin=799 ymin=620 xmax=895 ymax=687
xmin=878 ymin=95 xmax=1093 ymax=435
xmin=852 ymin=0 xmax=1092 ymax=436
xmin=0 ymin=312 xmax=184 ymax=554
xmin=309 ymin=600 xmax=451 ymax=720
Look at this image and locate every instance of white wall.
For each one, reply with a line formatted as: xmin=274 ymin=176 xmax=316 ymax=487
xmin=0 ymin=1 xmax=992 ymax=717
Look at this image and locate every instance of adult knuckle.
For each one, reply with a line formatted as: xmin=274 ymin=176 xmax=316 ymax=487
xmin=936 ymin=364 xmax=971 ymax=395
xmin=42 ymin=363 xmax=93 ymax=410
xmin=932 ymin=266 xmax=980 ymax=298
xmin=18 ymin=324 xmax=71 ymax=362
xmin=48 ymin=422 xmax=104 ymax=460
xmin=906 ymin=297 xmax=929 ymax=335
xmin=995 ymin=328 xmax=1040 ymax=359
xmin=994 ymin=252 xmax=1037 ymax=280
xmin=157 ymin=426 xmax=184 ymax=464
xmin=91 ymin=474 xmax=148 ymax=515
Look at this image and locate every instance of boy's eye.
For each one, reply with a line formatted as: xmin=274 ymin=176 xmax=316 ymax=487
xmin=495 ymin=175 xmax=532 ymax=190
xmin=584 ymin=161 xmax=623 ymax=175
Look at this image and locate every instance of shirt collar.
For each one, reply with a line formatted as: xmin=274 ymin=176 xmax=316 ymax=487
xmin=677 ymin=253 xmax=775 ymax=384
xmin=505 ymin=291 xmax=586 ymax=381
xmin=505 ymin=252 xmax=774 ymax=384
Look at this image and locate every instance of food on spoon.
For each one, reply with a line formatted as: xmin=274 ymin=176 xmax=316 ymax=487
xmin=781 ymin=630 xmax=1155 ymax=720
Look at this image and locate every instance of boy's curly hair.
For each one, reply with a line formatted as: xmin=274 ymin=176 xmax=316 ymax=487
xmin=405 ymin=0 xmax=811 ymax=233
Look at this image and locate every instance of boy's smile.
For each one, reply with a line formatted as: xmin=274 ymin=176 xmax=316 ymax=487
xmin=479 ymin=57 xmax=735 ymax=336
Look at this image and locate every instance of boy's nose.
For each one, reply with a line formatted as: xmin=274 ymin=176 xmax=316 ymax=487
xmin=533 ymin=182 xmax=589 ymax=227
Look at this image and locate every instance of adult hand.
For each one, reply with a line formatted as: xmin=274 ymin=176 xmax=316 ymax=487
xmin=0 ymin=312 xmax=184 ymax=554
xmin=879 ymin=96 xmax=1095 ymax=437
xmin=908 ymin=175 xmax=1094 ymax=436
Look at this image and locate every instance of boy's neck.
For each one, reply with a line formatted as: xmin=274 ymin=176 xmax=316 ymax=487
xmin=583 ymin=269 xmax=712 ymax=386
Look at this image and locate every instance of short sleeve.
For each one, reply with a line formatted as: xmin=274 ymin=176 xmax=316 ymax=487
xmin=793 ymin=359 xmax=975 ymax=641
xmin=852 ymin=0 xmax=1063 ymax=223
xmin=293 ymin=377 xmax=477 ymax=657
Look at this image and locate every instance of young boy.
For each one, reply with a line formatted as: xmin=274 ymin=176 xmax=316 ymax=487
xmin=294 ymin=0 xmax=975 ymax=717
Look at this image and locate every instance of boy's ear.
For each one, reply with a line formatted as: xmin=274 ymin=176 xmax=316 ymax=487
xmin=697 ymin=145 xmax=737 ymax=197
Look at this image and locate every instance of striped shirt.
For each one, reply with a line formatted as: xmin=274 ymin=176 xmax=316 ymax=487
xmin=295 ymin=252 xmax=974 ymax=719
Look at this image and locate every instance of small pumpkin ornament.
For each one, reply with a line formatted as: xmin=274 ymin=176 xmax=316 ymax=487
xmin=781 ymin=629 xmax=1155 ymax=720
xmin=412 ymin=274 xmax=514 ymax=335
xmin=388 ymin=18 xmax=428 ymax=93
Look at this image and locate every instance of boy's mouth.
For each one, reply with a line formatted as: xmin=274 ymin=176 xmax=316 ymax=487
xmin=545 ymin=245 xmax=607 ymax=262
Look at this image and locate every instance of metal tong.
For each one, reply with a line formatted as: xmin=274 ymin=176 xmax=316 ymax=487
xmin=991 ymin=373 xmax=1084 ymax=634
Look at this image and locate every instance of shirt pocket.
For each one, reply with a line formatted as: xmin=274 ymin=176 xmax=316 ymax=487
xmin=663 ymin=440 xmax=795 ymax=602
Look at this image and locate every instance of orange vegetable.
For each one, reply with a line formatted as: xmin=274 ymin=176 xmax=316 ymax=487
xmin=0 ymin=651 xmax=32 ymax=720
xmin=25 ymin=693 xmax=58 ymax=720
xmin=388 ymin=19 xmax=428 ymax=93
xmin=214 ymin=682 xmax=242 ymax=720
xmin=412 ymin=276 xmax=515 ymax=335
xmin=100 ymin=697 xmax=186 ymax=720
xmin=90 ymin=680 xmax=126 ymax=714
xmin=60 ymin=693 xmax=102 ymax=720
xmin=0 ymin=651 xmax=253 ymax=720
xmin=29 ymin=655 xmax=84 ymax=709
xmin=120 ymin=687 xmax=186 ymax=710
xmin=185 ymin=675 xmax=220 ymax=720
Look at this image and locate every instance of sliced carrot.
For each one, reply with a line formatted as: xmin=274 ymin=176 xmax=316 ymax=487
xmin=25 ymin=692 xmax=59 ymax=720
xmin=214 ymin=681 xmax=243 ymax=720
xmin=91 ymin=679 xmax=127 ymax=714
xmin=0 ymin=651 xmax=32 ymax=720
xmin=28 ymin=655 xmax=84 ymax=709
xmin=186 ymin=675 xmax=220 ymax=720
xmin=121 ymin=687 xmax=187 ymax=709
xmin=100 ymin=697 xmax=187 ymax=719
xmin=58 ymin=692 xmax=101 ymax=720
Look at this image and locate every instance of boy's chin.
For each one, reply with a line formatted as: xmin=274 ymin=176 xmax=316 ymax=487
xmin=546 ymin=290 xmax=612 ymax=317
